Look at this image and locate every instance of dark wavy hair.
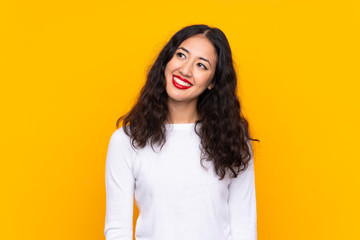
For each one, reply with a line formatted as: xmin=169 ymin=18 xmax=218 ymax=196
xmin=116 ymin=24 xmax=259 ymax=179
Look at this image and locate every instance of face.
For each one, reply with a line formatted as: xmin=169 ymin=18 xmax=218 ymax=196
xmin=164 ymin=34 xmax=217 ymax=106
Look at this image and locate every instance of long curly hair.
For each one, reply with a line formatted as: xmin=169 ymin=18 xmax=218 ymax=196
xmin=116 ymin=24 xmax=259 ymax=179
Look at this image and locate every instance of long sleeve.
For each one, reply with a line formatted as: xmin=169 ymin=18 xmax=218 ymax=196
xmin=228 ymin=141 xmax=257 ymax=240
xmin=104 ymin=129 xmax=135 ymax=240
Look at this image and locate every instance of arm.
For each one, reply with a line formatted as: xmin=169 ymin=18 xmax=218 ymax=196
xmin=104 ymin=129 xmax=135 ymax=240
xmin=228 ymin=141 xmax=257 ymax=240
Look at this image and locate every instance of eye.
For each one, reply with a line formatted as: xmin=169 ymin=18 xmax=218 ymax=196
xmin=176 ymin=52 xmax=186 ymax=58
xmin=197 ymin=62 xmax=208 ymax=70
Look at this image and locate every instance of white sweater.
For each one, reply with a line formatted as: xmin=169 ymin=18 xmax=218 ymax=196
xmin=104 ymin=123 xmax=257 ymax=240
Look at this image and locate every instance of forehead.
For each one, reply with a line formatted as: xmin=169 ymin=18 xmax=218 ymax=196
xmin=178 ymin=35 xmax=217 ymax=61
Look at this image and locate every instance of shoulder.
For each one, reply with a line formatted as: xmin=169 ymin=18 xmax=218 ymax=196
xmin=108 ymin=127 xmax=132 ymax=148
xmin=246 ymin=139 xmax=255 ymax=166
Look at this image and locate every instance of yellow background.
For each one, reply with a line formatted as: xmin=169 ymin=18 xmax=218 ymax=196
xmin=1 ymin=0 xmax=359 ymax=239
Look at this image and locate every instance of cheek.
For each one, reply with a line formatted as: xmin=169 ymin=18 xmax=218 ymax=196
xmin=164 ymin=63 xmax=173 ymax=78
xmin=165 ymin=58 xmax=176 ymax=69
xmin=164 ymin=62 xmax=174 ymax=84
xmin=164 ymin=63 xmax=170 ymax=74
xmin=199 ymin=72 xmax=214 ymax=86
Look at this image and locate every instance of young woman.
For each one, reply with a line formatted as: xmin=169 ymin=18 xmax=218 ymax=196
xmin=104 ymin=24 xmax=259 ymax=240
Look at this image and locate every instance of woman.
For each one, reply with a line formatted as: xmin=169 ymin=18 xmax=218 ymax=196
xmin=104 ymin=24 xmax=259 ymax=240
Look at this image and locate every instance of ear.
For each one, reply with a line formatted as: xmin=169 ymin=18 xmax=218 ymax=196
xmin=208 ymin=82 xmax=215 ymax=90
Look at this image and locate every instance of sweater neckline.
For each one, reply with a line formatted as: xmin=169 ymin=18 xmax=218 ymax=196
xmin=164 ymin=123 xmax=197 ymax=131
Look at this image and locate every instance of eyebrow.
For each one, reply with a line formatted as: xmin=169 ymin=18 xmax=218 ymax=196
xmin=177 ymin=47 xmax=212 ymax=67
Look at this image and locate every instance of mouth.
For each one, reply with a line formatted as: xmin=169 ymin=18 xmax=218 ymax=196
xmin=172 ymin=75 xmax=193 ymax=89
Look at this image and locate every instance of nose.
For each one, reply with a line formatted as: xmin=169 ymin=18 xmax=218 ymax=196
xmin=179 ymin=60 xmax=193 ymax=78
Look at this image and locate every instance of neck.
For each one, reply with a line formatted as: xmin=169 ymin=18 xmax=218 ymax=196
xmin=166 ymin=99 xmax=199 ymax=124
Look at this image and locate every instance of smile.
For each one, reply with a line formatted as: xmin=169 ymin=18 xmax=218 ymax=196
xmin=172 ymin=75 xmax=193 ymax=89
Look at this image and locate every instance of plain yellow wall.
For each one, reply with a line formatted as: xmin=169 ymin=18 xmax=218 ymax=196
xmin=1 ymin=0 xmax=359 ymax=239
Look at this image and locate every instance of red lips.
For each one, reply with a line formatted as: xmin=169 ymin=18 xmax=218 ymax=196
xmin=172 ymin=75 xmax=193 ymax=89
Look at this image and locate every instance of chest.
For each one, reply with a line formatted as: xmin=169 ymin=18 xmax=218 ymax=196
xmin=132 ymin=133 xmax=230 ymax=200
